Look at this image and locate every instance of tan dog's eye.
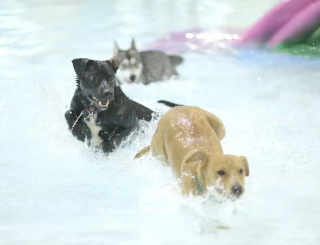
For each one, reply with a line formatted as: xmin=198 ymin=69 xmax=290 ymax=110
xmin=239 ymin=169 xmax=243 ymax=174
xmin=217 ymin=170 xmax=226 ymax=176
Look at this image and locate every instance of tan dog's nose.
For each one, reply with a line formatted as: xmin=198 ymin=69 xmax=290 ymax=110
xmin=232 ymin=185 xmax=243 ymax=197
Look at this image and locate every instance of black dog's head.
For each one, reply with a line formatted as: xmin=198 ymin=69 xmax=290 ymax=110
xmin=72 ymin=58 xmax=119 ymax=110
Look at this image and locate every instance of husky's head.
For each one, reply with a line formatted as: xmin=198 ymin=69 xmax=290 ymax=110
xmin=113 ymin=39 xmax=143 ymax=84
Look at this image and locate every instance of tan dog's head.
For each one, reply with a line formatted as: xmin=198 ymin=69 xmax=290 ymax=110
xmin=181 ymin=151 xmax=249 ymax=198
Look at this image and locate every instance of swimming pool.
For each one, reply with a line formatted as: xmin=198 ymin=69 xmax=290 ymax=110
xmin=1 ymin=0 xmax=320 ymax=244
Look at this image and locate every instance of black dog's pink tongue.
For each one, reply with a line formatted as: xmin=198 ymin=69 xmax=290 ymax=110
xmin=100 ymin=100 xmax=109 ymax=105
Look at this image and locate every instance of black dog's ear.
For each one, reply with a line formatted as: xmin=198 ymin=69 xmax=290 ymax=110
xmin=107 ymin=58 xmax=119 ymax=73
xmin=72 ymin=58 xmax=93 ymax=79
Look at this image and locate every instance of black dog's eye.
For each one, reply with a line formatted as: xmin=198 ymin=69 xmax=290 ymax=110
xmin=91 ymin=76 xmax=96 ymax=82
xmin=217 ymin=170 xmax=226 ymax=176
xmin=239 ymin=169 xmax=244 ymax=174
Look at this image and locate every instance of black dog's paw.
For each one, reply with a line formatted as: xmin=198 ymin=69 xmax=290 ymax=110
xmin=101 ymin=139 xmax=116 ymax=154
xmin=65 ymin=110 xmax=78 ymax=129
xmin=98 ymin=130 xmax=113 ymax=141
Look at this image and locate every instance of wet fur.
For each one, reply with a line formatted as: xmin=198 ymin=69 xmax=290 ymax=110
xmin=65 ymin=58 xmax=154 ymax=154
xmin=135 ymin=106 xmax=249 ymax=196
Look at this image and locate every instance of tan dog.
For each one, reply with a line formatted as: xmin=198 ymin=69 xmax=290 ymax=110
xmin=135 ymin=106 xmax=249 ymax=198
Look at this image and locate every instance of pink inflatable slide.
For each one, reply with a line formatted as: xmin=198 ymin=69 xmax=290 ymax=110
xmin=147 ymin=0 xmax=320 ymax=55
xmin=240 ymin=0 xmax=320 ymax=47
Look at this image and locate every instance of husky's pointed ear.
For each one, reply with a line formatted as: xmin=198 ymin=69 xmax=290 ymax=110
xmin=72 ymin=58 xmax=92 ymax=80
xmin=107 ymin=58 xmax=119 ymax=73
xmin=113 ymin=41 xmax=120 ymax=57
xmin=131 ymin=38 xmax=137 ymax=50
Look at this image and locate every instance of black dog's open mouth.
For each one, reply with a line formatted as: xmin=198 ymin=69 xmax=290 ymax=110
xmin=89 ymin=95 xmax=110 ymax=108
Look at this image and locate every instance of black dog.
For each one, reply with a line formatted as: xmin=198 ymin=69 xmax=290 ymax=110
xmin=65 ymin=58 xmax=155 ymax=153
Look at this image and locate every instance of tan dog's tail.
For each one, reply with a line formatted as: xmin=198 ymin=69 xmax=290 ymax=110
xmin=134 ymin=145 xmax=151 ymax=159
xmin=205 ymin=112 xmax=226 ymax=141
xmin=216 ymin=123 xmax=226 ymax=141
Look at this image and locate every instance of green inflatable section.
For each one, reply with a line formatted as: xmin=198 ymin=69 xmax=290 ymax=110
xmin=307 ymin=26 xmax=320 ymax=44
xmin=274 ymin=27 xmax=320 ymax=57
xmin=276 ymin=43 xmax=320 ymax=57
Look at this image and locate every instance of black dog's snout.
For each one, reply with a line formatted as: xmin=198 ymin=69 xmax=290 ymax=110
xmin=232 ymin=185 xmax=243 ymax=196
xmin=103 ymin=90 xmax=113 ymax=96
xmin=130 ymin=74 xmax=136 ymax=81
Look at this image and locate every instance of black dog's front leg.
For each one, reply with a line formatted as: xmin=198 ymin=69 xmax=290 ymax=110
xmin=65 ymin=110 xmax=90 ymax=142
xmin=101 ymin=139 xmax=116 ymax=154
xmin=112 ymin=128 xmax=132 ymax=146
xmin=65 ymin=89 xmax=91 ymax=142
xmin=100 ymin=128 xmax=131 ymax=154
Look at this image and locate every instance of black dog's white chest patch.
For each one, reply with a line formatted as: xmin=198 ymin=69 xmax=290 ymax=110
xmin=83 ymin=116 xmax=103 ymax=146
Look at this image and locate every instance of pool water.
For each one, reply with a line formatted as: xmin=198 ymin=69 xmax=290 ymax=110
xmin=1 ymin=0 xmax=320 ymax=244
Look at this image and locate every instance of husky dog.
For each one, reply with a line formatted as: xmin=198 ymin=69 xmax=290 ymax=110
xmin=113 ymin=39 xmax=183 ymax=85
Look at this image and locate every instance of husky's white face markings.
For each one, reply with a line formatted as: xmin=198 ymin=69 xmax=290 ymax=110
xmin=113 ymin=39 xmax=143 ymax=84
xmin=83 ymin=117 xmax=103 ymax=146
xmin=121 ymin=59 xmax=129 ymax=66
xmin=116 ymin=57 xmax=142 ymax=84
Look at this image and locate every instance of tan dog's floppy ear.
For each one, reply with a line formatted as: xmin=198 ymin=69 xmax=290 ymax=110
xmin=131 ymin=38 xmax=137 ymax=50
xmin=107 ymin=58 xmax=119 ymax=73
xmin=113 ymin=41 xmax=120 ymax=57
xmin=181 ymin=151 xmax=207 ymax=195
xmin=240 ymin=156 xmax=249 ymax=176
xmin=185 ymin=151 xmax=205 ymax=163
